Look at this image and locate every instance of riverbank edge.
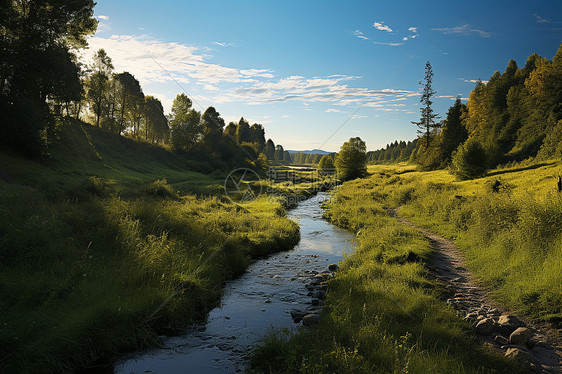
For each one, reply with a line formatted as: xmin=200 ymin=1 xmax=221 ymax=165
xmin=78 ymin=189 xmax=329 ymax=374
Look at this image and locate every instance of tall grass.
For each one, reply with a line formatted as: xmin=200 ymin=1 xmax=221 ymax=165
xmin=0 ymin=121 xmax=301 ymax=373
xmin=375 ymin=162 xmax=562 ymax=328
xmin=251 ymin=177 xmax=519 ymax=374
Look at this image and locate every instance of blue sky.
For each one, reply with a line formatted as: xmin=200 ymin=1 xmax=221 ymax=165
xmin=84 ymin=0 xmax=562 ymax=151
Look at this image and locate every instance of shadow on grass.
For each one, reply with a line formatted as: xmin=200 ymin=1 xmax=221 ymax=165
xmin=486 ymin=162 xmax=553 ymax=177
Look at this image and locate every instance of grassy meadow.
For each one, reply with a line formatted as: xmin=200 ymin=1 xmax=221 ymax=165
xmin=251 ymin=160 xmax=562 ymax=373
xmin=0 ymin=121 xmax=302 ymax=373
xmin=365 ymin=161 xmax=562 ymax=329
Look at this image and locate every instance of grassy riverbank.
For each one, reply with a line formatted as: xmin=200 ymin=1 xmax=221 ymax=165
xmin=0 ymin=121 xmax=301 ymax=373
xmin=367 ymin=162 xmax=562 ymax=331
xmin=251 ymin=168 xmax=527 ymax=373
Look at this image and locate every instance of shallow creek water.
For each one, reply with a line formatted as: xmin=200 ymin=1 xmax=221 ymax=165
xmin=113 ymin=192 xmax=356 ymax=374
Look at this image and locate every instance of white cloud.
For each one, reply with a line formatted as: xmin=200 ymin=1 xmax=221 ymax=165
xmin=350 ymin=114 xmax=367 ymax=119
xmin=97 ymin=15 xmax=109 ymax=20
xmin=433 ymin=24 xmax=492 ymax=38
xmin=534 ymin=14 xmax=550 ymax=24
xmin=326 ymin=108 xmax=342 ymax=113
xmin=81 ymin=34 xmax=418 ymax=112
xmin=372 ymin=41 xmax=403 ymax=46
xmin=461 ymin=79 xmax=489 ymax=84
xmin=408 ymin=27 xmax=417 ymax=33
xmin=354 ymin=30 xmax=369 ymax=40
xmin=402 ymin=37 xmax=408 ymax=41
xmin=438 ymin=95 xmax=454 ymax=98
xmin=213 ymin=41 xmax=237 ymax=47
xmin=373 ymin=21 xmax=393 ymax=32
xmin=282 ymin=115 xmax=291 ymax=118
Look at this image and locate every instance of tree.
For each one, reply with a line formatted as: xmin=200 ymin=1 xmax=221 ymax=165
xmin=318 ymin=154 xmax=335 ymax=172
xmin=274 ymin=144 xmax=285 ymax=161
xmin=114 ymin=72 xmax=143 ymax=136
xmin=450 ymin=139 xmax=488 ymax=180
xmin=412 ymin=61 xmax=440 ymax=148
xmin=265 ymin=139 xmax=276 ymax=160
xmin=144 ymin=96 xmax=169 ymax=143
xmin=440 ymin=97 xmax=468 ymax=164
xmin=236 ymin=117 xmax=251 ymax=144
xmin=201 ymin=106 xmax=224 ymax=144
xmin=224 ymin=122 xmax=237 ymax=141
xmin=0 ymin=0 xmax=97 ymax=153
xmin=335 ymin=137 xmax=367 ymax=181
xmin=169 ymin=93 xmax=201 ymax=151
xmin=86 ymin=49 xmax=113 ymax=127
xmin=249 ymin=123 xmax=266 ymax=149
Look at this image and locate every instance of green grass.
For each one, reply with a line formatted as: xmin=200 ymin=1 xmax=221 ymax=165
xmin=251 ymin=176 xmax=520 ymax=374
xmin=0 ymin=120 xmax=300 ymax=373
xmin=363 ymin=162 xmax=562 ymax=329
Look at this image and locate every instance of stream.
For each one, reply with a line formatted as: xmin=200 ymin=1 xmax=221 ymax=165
xmin=113 ymin=192 xmax=356 ymax=374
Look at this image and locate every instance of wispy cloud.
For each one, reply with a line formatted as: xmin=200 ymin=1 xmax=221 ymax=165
xmin=372 ymin=41 xmax=403 ymax=46
xmin=433 ymin=24 xmax=492 ymax=38
xmin=97 ymin=15 xmax=109 ymax=20
xmin=354 ymin=30 xmax=369 ymax=40
xmin=82 ymin=34 xmax=417 ymax=112
xmin=326 ymin=108 xmax=342 ymax=113
xmin=534 ymin=14 xmax=551 ymax=24
xmin=213 ymin=41 xmax=237 ymax=47
xmin=402 ymin=26 xmax=419 ymax=41
xmin=459 ymin=78 xmax=489 ymax=84
xmin=373 ymin=21 xmax=393 ymax=32
xmin=350 ymin=114 xmax=367 ymax=119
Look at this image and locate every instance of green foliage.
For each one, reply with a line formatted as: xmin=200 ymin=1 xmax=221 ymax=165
xmin=318 ymin=154 xmax=334 ymax=170
xmin=440 ymin=97 xmax=468 ymax=164
xmin=367 ymin=139 xmax=418 ymax=164
xmin=335 ymin=137 xmax=367 ymax=180
xmin=0 ymin=0 xmax=97 ymax=154
xmin=451 ymin=139 xmax=489 ymax=180
xmin=144 ymin=178 xmax=178 ymax=199
xmin=170 ymin=95 xmax=201 ymax=151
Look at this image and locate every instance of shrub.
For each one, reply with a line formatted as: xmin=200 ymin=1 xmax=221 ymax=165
xmin=450 ymin=139 xmax=488 ymax=180
xmin=144 ymin=178 xmax=178 ymax=199
xmin=83 ymin=176 xmax=106 ymax=196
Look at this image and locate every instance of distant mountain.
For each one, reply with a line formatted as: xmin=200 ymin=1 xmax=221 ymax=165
xmin=287 ymin=149 xmax=331 ymax=155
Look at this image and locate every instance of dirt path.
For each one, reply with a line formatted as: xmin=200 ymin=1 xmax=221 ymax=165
xmin=388 ymin=208 xmax=561 ymax=374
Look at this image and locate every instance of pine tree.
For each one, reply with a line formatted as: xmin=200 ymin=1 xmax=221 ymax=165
xmin=412 ymin=61 xmax=440 ymax=148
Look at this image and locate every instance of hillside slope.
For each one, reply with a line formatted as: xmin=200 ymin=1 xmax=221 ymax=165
xmin=0 ymin=121 xmax=300 ymax=373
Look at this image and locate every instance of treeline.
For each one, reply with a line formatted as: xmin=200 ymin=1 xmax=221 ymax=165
xmin=0 ymin=2 xmax=291 ymax=172
xmin=290 ymin=152 xmax=336 ymax=165
xmin=386 ymin=42 xmax=562 ymax=175
xmin=367 ymin=139 xmax=418 ymax=164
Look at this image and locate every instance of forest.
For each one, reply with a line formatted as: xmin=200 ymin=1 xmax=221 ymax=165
xmin=370 ymin=44 xmax=562 ymax=175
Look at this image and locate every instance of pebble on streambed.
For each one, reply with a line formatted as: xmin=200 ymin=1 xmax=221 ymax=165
xmin=290 ymin=265 xmax=337 ymax=325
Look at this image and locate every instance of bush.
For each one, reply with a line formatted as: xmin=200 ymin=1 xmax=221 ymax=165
xmin=144 ymin=178 xmax=178 ymax=199
xmin=450 ymin=139 xmax=488 ymax=180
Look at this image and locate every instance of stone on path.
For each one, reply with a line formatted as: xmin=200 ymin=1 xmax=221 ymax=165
xmin=475 ymin=318 xmax=494 ymax=335
xmin=505 ymin=347 xmax=531 ymax=362
xmin=509 ymin=327 xmax=533 ymax=346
